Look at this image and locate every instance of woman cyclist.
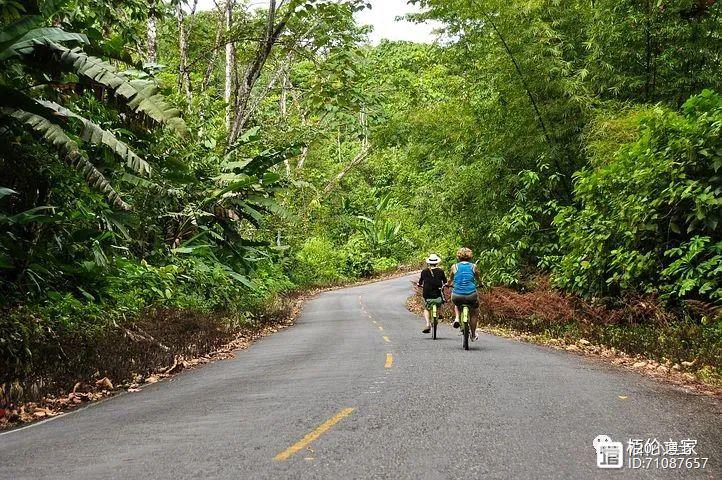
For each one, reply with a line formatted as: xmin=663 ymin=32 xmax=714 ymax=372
xmin=417 ymin=253 xmax=446 ymax=334
xmin=447 ymin=247 xmax=481 ymax=342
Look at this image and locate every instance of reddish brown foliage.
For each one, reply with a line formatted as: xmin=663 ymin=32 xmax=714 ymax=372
xmin=410 ymin=274 xmax=675 ymax=328
xmin=479 ymin=287 xmax=578 ymax=324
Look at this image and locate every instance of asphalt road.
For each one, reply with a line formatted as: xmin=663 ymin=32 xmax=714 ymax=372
xmin=1 ymin=274 xmax=720 ymax=479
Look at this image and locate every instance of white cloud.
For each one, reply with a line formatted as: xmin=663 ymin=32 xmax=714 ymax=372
xmin=193 ymin=0 xmax=439 ymax=44
xmin=356 ymin=0 xmax=439 ymax=44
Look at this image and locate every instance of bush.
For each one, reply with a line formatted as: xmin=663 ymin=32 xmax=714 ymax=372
xmin=553 ymin=90 xmax=722 ymax=303
xmin=292 ymin=236 xmax=346 ymax=284
xmin=342 ymin=234 xmax=374 ymax=278
xmin=372 ymin=257 xmax=398 ymax=274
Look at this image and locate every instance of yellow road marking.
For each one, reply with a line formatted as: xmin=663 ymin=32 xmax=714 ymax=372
xmin=385 ymin=353 xmax=393 ymax=368
xmin=378 ymin=326 xmax=384 ymax=331
xmin=274 ymin=408 xmax=355 ymax=461
xmin=383 ymin=336 xmax=391 ymax=343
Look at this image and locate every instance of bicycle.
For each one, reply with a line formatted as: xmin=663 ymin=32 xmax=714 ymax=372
xmin=413 ymin=280 xmax=444 ymax=339
xmin=429 ymin=301 xmax=440 ymax=340
xmin=444 ymin=284 xmax=472 ymax=350
xmin=459 ymin=303 xmax=471 ymax=350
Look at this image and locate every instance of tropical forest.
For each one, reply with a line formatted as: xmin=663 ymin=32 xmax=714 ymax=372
xmin=1 ymin=0 xmax=722 ymax=425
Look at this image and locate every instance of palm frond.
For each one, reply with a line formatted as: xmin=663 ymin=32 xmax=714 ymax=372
xmin=3 ymin=108 xmax=130 ymax=210
xmin=0 ymin=14 xmax=43 ymax=53
xmin=0 ymin=27 xmax=87 ymax=60
xmin=39 ymin=41 xmax=188 ymax=135
xmin=36 ymin=100 xmax=150 ymax=176
xmin=0 ymin=84 xmax=66 ymax=121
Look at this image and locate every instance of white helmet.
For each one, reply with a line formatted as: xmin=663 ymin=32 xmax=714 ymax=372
xmin=426 ymin=253 xmax=441 ymax=265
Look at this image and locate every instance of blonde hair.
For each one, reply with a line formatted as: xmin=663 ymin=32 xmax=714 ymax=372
xmin=456 ymin=247 xmax=473 ymax=261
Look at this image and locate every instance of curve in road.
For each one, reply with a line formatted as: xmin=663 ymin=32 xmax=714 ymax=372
xmin=1 ymin=274 xmax=720 ymax=479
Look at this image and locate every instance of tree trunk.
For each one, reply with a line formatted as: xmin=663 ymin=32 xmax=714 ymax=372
xmin=290 ymin=87 xmax=310 ymax=171
xmin=224 ymin=0 xmax=235 ymax=132
xmin=228 ymin=0 xmax=293 ymax=144
xmin=202 ymin=9 xmax=224 ymax=92
xmin=176 ymin=1 xmax=192 ymax=100
xmin=280 ymin=72 xmax=290 ymax=175
xmin=323 ymin=147 xmax=371 ymax=195
xmin=147 ymin=0 xmax=158 ymax=63
xmin=280 ymin=71 xmax=288 ymax=117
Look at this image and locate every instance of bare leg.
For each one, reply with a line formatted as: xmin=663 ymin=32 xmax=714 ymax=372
xmin=470 ymin=308 xmax=479 ymax=337
xmin=423 ymin=308 xmax=430 ymax=327
xmin=453 ymin=304 xmax=460 ymax=323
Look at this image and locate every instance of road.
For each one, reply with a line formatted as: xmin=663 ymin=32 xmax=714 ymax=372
xmin=1 ymin=274 xmax=720 ymax=479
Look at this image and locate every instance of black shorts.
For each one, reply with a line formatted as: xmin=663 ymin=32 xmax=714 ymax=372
xmin=451 ymin=292 xmax=478 ymax=308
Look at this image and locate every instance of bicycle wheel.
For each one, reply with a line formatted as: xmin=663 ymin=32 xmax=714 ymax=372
xmin=432 ymin=312 xmax=437 ymax=340
xmin=461 ymin=307 xmax=470 ymax=350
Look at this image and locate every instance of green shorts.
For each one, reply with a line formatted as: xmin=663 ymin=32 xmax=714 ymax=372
xmin=424 ymin=297 xmax=444 ymax=309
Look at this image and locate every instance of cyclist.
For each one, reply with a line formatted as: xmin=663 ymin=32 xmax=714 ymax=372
xmin=417 ymin=253 xmax=446 ymax=334
xmin=447 ymin=247 xmax=481 ymax=342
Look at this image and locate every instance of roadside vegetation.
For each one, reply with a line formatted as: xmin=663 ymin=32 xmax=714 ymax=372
xmin=1 ymin=0 xmax=721 ymax=415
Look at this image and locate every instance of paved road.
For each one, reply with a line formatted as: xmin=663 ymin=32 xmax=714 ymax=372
xmin=1 ymin=275 xmax=720 ymax=479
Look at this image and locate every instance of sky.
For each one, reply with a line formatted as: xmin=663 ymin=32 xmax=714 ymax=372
xmin=194 ymin=0 xmax=439 ymax=44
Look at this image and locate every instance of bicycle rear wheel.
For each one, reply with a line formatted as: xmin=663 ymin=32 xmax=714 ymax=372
xmin=461 ymin=307 xmax=470 ymax=350
xmin=431 ymin=305 xmax=438 ymax=339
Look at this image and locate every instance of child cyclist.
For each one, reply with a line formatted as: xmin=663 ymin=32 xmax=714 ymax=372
xmin=417 ymin=253 xmax=447 ymax=334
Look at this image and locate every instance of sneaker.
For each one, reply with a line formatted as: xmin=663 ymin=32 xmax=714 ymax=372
xmin=471 ymin=332 xmax=479 ymax=342
xmin=422 ymin=326 xmax=431 ymax=334
xmin=452 ymin=319 xmax=460 ymax=328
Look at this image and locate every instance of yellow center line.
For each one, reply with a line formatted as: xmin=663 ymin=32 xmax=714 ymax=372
xmin=383 ymin=336 xmax=391 ymax=343
xmin=385 ymin=353 xmax=393 ymax=368
xmin=274 ymin=408 xmax=356 ymax=461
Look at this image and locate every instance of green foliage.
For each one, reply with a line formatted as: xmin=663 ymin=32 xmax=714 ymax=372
xmin=293 ymin=236 xmax=347 ymax=284
xmin=0 ymin=5 xmax=185 ymax=208
xmin=3 ymin=0 xmax=722 ymax=393
xmin=554 ymin=90 xmax=722 ymax=302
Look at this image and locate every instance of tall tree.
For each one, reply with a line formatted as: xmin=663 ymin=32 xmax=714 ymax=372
xmin=228 ymin=0 xmax=293 ymax=144
xmin=224 ymin=0 xmax=235 ymax=131
xmin=148 ymin=0 xmax=158 ymax=63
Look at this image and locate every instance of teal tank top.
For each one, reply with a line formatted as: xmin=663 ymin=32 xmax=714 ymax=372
xmin=453 ymin=262 xmax=477 ymax=295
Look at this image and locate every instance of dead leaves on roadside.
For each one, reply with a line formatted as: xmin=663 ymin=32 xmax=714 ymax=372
xmin=1 ymin=311 xmax=300 ymax=430
xmin=481 ymin=325 xmax=721 ymax=397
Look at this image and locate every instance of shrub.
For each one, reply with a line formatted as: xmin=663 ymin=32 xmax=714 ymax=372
xmin=554 ymin=90 xmax=722 ymax=303
xmin=372 ymin=257 xmax=398 ymax=274
xmin=292 ymin=236 xmax=346 ymax=284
